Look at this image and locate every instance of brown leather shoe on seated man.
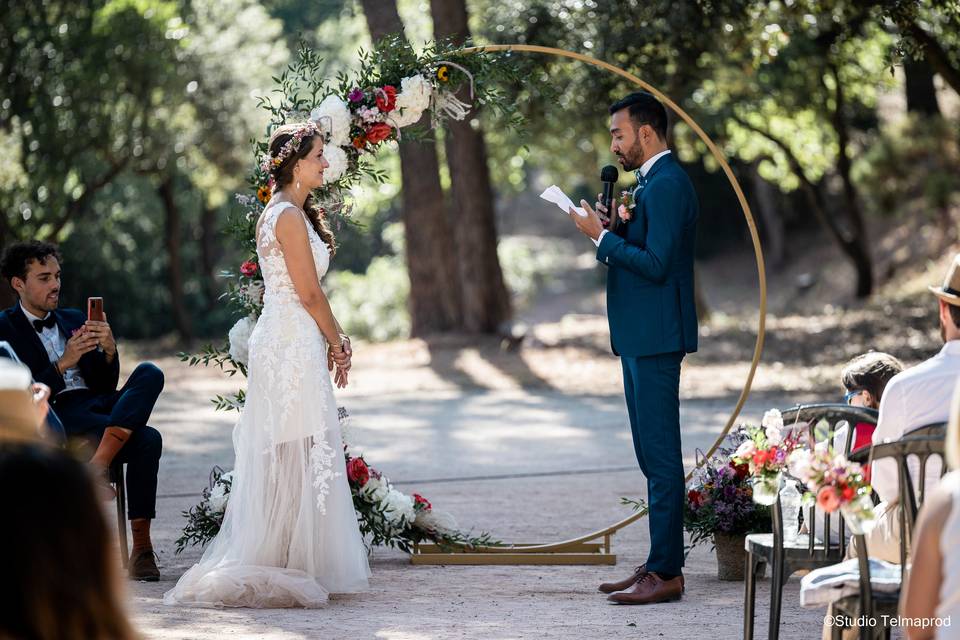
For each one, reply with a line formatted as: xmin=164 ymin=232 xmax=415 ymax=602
xmin=129 ymin=548 xmax=160 ymax=581
xmin=607 ymin=572 xmax=683 ymax=605
xmin=599 ymin=564 xmax=685 ymax=594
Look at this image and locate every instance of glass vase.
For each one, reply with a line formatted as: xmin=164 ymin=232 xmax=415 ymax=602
xmin=750 ymin=472 xmax=782 ymax=506
xmin=840 ymin=493 xmax=877 ymax=535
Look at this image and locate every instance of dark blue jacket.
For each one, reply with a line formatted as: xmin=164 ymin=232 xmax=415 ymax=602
xmin=596 ymin=153 xmax=699 ymax=357
xmin=0 ymin=305 xmax=119 ymax=397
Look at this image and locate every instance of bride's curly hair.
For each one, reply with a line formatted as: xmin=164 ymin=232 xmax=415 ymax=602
xmin=266 ymin=123 xmax=336 ymax=256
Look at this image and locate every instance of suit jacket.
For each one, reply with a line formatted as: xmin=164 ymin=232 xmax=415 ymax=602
xmin=597 ymin=153 xmax=699 ymax=357
xmin=0 ymin=304 xmax=120 ymax=397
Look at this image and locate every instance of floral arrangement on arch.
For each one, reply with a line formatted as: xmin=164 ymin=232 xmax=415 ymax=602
xmin=177 ymin=38 xmax=523 ymax=550
xmin=176 ymin=408 xmax=499 ymax=553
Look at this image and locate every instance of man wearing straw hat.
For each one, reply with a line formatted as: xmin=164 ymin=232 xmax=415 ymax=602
xmin=867 ymin=255 xmax=960 ymax=533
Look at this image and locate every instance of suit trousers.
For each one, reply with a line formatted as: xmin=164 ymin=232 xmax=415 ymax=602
xmin=621 ymin=351 xmax=685 ymax=575
xmin=53 ymin=362 xmax=164 ymax=520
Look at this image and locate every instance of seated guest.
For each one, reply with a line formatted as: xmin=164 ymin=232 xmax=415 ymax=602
xmin=0 ymin=358 xmax=47 ymax=443
xmin=0 ymin=443 xmax=137 ymax=640
xmin=0 ymin=241 xmax=164 ymax=580
xmin=1 ymin=339 xmax=66 ymax=443
xmin=870 ymin=255 xmax=960 ymax=504
xmin=837 ymin=351 xmax=903 ymax=454
xmin=900 ymin=378 xmax=960 ymax=640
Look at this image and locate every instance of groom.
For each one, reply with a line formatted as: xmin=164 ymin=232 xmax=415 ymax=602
xmin=569 ymin=92 xmax=698 ymax=605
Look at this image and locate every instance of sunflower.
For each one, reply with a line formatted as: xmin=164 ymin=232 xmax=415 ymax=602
xmin=436 ymin=65 xmax=449 ymax=83
xmin=256 ymin=184 xmax=271 ymax=204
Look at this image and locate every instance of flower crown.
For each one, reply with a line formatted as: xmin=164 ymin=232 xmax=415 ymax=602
xmin=259 ymin=121 xmax=325 ymax=174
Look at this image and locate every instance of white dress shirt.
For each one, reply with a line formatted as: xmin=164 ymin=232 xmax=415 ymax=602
xmin=870 ymin=341 xmax=958 ymax=503
xmin=594 ymin=149 xmax=673 ymax=247
xmin=20 ymin=303 xmax=88 ymax=393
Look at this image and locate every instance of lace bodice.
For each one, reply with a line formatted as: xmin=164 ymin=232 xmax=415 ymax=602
xmin=256 ymin=200 xmax=330 ymax=307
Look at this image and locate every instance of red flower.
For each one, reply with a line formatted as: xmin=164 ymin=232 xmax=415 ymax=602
xmin=352 ymin=134 xmax=367 ymax=150
xmin=840 ymin=484 xmax=855 ymax=502
xmin=413 ymin=493 xmax=432 ymax=511
xmin=375 ymin=85 xmax=397 ymax=112
xmin=240 ymin=260 xmax=258 ymax=277
xmin=730 ymin=460 xmax=750 ymax=480
xmin=346 ymin=458 xmax=370 ymax=487
xmin=366 ymin=122 xmax=392 ymax=144
xmin=687 ymin=490 xmax=704 ymax=508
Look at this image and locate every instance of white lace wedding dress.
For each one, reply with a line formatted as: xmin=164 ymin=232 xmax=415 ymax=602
xmin=164 ymin=200 xmax=370 ymax=608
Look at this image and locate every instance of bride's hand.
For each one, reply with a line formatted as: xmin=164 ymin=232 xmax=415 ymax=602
xmin=334 ymin=364 xmax=349 ymax=388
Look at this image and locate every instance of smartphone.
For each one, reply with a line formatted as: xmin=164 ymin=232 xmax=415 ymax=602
xmin=87 ymin=297 xmax=105 ymax=322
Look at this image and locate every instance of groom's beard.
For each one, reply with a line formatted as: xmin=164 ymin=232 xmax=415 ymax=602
xmin=617 ymin=140 xmax=645 ymax=172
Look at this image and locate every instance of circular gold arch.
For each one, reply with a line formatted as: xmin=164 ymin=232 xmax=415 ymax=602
xmin=419 ymin=44 xmax=767 ymax=558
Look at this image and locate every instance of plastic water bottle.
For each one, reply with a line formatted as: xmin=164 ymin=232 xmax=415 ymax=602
xmin=780 ymin=481 xmax=802 ymax=545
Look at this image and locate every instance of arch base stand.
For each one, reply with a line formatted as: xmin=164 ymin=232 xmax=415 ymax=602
xmin=412 ymin=538 xmax=616 ymax=565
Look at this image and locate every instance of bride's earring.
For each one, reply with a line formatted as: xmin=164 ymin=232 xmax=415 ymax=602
xmin=295 ymin=168 xmax=301 ymax=191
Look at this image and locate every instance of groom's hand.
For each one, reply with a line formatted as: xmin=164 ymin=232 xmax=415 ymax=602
xmin=568 ymin=200 xmax=604 ymax=241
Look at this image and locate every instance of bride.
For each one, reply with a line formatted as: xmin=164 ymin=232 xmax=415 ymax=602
xmin=164 ymin=121 xmax=370 ymax=608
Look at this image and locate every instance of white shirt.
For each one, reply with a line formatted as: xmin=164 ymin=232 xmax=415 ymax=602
xmin=20 ymin=303 xmax=88 ymax=393
xmin=871 ymin=341 xmax=958 ymax=503
xmin=594 ymin=150 xmax=672 ymax=247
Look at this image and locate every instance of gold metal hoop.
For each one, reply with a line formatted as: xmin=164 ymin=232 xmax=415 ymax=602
xmin=413 ymin=44 xmax=766 ymax=562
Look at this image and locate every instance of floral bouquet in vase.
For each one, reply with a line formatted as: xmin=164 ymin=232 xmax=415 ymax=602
xmin=787 ymin=440 xmax=876 ymax=534
xmin=731 ymin=409 xmax=803 ymax=505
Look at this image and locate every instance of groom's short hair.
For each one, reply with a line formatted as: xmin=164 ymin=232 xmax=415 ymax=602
xmin=1 ymin=241 xmax=62 ymax=285
xmin=609 ymin=92 xmax=668 ymax=140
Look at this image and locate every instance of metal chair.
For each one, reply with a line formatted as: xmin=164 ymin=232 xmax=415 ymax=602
xmin=743 ymin=404 xmax=878 ymax=640
xmin=830 ymin=429 xmax=946 ymax=639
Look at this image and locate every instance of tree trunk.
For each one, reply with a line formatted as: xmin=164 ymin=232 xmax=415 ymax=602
xmin=199 ymin=203 xmax=220 ymax=311
xmin=430 ymin=0 xmax=511 ymax=333
xmin=901 ymin=19 xmax=960 ymax=97
xmin=157 ymin=176 xmax=193 ymax=340
xmin=904 ymin=57 xmax=941 ymax=116
xmin=829 ymin=64 xmax=872 ymax=298
xmin=747 ymin=158 xmax=784 ymax=269
xmin=359 ymin=0 xmax=462 ymax=335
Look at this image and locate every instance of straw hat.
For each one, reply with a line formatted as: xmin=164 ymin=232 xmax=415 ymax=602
xmin=0 ymin=359 xmax=43 ymax=443
xmin=929 ymin=254 xmax=960 ymax=307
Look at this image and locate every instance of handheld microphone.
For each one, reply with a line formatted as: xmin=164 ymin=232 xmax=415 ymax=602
xmin=600 ymin=165 xmax=619 ymax=231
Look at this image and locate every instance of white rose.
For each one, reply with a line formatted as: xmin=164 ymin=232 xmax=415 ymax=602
xmin=310 ymin=95 xmax=351 ymax=147
xmin=787 ymin=450 xmax=813 ymax=484
xmin=207 ymin=482 xmax=229 ymax=514
xmin=323 ymin=144 xmax=348 ymax=183
xmin=228 ymin=316 xmax=257 ymax=366
xmin=761 ymin=409 xmax=784 ymax=431
xmin=389 ymin=74 xmax=431 ymax=128
xmin=765 ymin=424 xmax=783 ymax=446
xmin=361 ymin=476 xmax=388 ymax=503
xmin=734 ymin=440 xmax=756 ymax=460
xmin=382 ymin=488 xmax=415 ymax=527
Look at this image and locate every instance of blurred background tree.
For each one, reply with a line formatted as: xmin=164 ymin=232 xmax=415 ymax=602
xmin=1 ymin=0 xmax=957 ymax=343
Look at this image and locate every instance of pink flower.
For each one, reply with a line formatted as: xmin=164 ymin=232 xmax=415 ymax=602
xmin=240 ymin=260 xmax=258 ymax=277
xmin=348 ymin=87 xmax=364 ymax=103
xmin=617 ymin=204 xmax=632 ymax=221
xmin=816 ymin=486 xmax=840 ymax=513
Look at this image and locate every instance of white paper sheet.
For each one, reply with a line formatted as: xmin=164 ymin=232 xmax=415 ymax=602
xmin=539 ymin=185 xmax=586 ymax=217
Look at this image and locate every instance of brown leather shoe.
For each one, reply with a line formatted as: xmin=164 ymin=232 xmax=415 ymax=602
xmin=607 ymin=572 xmax=683 ymax=605
xmin=598 ymin=564 xmax=649 ymax=594
xmin=129 ymin=549 xmax=160 ymax=581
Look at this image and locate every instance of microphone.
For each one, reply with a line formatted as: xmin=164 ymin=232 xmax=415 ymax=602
xmin=600 ymin=165 xmax=619 ymax=231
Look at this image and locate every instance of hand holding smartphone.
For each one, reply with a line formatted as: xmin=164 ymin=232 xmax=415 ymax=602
xmin=87 ymin=297 xmax=105 ymax=323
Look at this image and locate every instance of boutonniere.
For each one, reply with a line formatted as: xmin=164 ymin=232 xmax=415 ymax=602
xmin=617 ymin=189 xmax=635 ymax=222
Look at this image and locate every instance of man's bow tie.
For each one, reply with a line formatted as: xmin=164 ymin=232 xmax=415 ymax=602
xmin=32 ymin=315 xmax=56 ymax=333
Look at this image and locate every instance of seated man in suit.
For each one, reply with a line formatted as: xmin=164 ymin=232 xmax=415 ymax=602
xmin=0 ymin=241 xmax=163 ymax=580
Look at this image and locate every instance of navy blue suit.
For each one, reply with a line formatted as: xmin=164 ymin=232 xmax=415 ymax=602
xmin=596 ymin=152 xmax=698 ymax=575
xmin=0 ymin=305 xmax=163 ymax=520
